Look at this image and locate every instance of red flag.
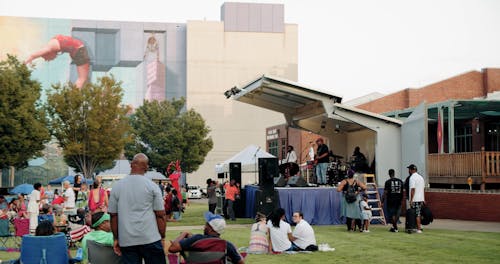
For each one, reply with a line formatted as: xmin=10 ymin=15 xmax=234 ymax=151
xmin=437 ymin=111 xmax=443 ymax=153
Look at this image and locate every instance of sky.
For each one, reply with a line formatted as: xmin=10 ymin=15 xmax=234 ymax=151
xmin=1 ymin=0 xmax=500 ymax=101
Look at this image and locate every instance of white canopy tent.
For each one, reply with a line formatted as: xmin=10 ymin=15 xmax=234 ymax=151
xmin=215 ymin=145 xmax=276 ymax=174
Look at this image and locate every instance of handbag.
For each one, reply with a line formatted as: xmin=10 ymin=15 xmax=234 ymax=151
xmin=421 ymin=204 xmax=434 ymax=225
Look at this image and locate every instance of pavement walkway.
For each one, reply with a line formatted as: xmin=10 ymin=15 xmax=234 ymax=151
xmin=168 ymin=219 xmax=500 ymax=233
xmin=186 ymin=198 xmax=500 ymax=233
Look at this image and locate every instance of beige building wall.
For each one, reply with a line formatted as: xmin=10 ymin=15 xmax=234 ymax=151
xmin=186 ymin=20 xmax=298 ymax=186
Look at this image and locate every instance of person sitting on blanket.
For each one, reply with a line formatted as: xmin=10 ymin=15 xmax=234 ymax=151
xmin=81 ymin=212 xmax=114 ymax=261
xmin=168 ymin=211 xmax=245 ymax=264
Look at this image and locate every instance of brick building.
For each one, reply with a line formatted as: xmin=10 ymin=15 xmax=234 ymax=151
xmin=356 ymin=68 xmax=500 ymax=114
xmin=354 ymin=68 xmax=500 ymax=189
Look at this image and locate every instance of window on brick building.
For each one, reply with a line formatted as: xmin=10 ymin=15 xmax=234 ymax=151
xmin=485 ymin=123 xmax=500 ymax=151
xmin=268 ymin=139 xmax=279 ymax=158
xmin=281 ymin=138 xmax=287 ymax=160
xmin=455 ymin=125 xmax=472 ymax=152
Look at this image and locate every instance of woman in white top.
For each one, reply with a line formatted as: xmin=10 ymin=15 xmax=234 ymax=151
xmin=267 ymin=208 xmax=297 ymax=252
xmin=27 ymin=183 xmax=44 ymax=234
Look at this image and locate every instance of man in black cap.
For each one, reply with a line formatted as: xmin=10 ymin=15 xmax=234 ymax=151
xmin=406 ymin=164 xmax=425 ymax=233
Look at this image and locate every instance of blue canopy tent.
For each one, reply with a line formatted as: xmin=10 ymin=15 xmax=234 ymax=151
xmin=48 ymin=175 xmax=93 ymax=185
xmin=9 ymin=183 xmax=34 ymax=195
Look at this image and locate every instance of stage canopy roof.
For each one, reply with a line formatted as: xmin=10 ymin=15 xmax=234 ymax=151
xmin=224 ymin=75 xmax=410 ymax=185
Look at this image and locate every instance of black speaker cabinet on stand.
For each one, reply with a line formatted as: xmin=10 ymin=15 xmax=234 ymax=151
xmin=255 ymin=157 xmax=279 ymax=216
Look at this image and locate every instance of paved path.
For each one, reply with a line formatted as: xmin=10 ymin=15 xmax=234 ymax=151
xmin=168 ymin=219 xmax=500 ymax=233
xmin=405 ymin=218 xmax=500 ymax=233
xmin=187 ymin=198 xmax=500 ymax=233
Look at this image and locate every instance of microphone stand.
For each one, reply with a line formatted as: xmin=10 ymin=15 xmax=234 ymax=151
xmin=253 ymin=146 xmax=260 ymax=184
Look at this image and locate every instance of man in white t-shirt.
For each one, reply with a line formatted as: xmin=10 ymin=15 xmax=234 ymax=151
xmin=63 ymin=180 xmax=76 ymax=210
xmin=407 ymin=164 xmax=425 ymax=233
xmin=292 ymin=212 xmax=317 ymax=251
xmin=27 ymin=183 xmax=43 ymax=234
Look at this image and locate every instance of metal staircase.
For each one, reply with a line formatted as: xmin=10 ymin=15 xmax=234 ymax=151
xmin=363 ymin=174 xmax=386 ymax=225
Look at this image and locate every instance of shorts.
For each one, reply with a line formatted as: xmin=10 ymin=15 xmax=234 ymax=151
xmin=387 ymin=205 xmax=402 ymax=220
xmin=411 ymin=202 xmax=424 ymax=216
xmin=72 ymin=46 xmax=90 ymax=66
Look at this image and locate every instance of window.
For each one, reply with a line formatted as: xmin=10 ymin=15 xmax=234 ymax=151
xmin=455 ymin=125 xmax=472 ymax=153
xmin=268 ymin=140 xmax=279 ymax=157
xmin=485 ymin=123 xmax=500 ymax=151
xmin=281 ymin=139 xmax=287 ymax=160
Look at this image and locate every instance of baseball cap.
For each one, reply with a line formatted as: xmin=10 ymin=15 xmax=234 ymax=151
xmin=204 ymin=211 xmax=226 ymax=234
xmin=407 ymin=164 xmax=417 ymax=170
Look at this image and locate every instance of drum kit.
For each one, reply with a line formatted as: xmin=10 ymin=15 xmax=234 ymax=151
xmin=326 ymin=153 xmax=350 ymax=185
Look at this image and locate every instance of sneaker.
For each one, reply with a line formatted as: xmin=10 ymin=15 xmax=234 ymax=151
xmin=363 ymin=230 xmax=370 ymax=233
xmin=389 ymin=227 xmax=395 ymax=232
xmin=394 ymin=228 xmax=399 ymax=233
xmin=416 ymin=229 xmax=423 ymax=233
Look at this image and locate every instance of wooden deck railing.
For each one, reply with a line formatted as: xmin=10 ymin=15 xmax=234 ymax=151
xmin=428 ymin=148 xmax=500 ymax=190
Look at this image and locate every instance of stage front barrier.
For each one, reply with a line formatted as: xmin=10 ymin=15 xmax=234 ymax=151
xmin=245 ymin=185 xmax=386 ymax=225
xmin=245 ymin=185 xmax=343 ymax=225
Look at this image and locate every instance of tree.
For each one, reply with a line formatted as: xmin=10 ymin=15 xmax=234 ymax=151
xmin=0 ymin=55 xmax=50 ymax=186
xmin=45 ymin=76 xmax=131 ymax=178
xmin=125 ymin=98 xmax=213 ymax=174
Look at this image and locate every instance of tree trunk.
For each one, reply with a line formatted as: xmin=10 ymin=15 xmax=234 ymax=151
xmin=9 ymin=166 xmax=15 ymax=187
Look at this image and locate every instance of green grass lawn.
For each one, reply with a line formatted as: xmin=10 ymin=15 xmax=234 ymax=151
xmin=2 ymin=202 xmax=499 ymax=263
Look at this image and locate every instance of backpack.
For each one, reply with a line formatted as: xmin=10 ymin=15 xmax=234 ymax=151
xmin=345 ymin=181 xmax=357 ymax=203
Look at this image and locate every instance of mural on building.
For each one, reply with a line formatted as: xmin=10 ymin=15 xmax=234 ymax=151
xmin=0 ymin=16 xmax=183 ymax=185
xmin=0 ymin=16 xmax=178 ymax=108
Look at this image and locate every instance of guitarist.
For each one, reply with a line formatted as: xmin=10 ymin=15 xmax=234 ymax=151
xmin=314 ymin=138 xmax=330 ymax=185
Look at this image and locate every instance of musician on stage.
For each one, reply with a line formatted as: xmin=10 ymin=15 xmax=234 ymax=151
xmin=284 ymin=145 xmax=297 ymax=164
xmin=314 ymin=138 xmax=330 ymax=185
xmin=351 ymin=146 xmax=368 ymax=173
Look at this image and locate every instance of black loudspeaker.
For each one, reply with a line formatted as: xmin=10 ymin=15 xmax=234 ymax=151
xmin=274 ymin=175 xmax=287 ymax=187
xmin=258 ymin=157 xmax=279 ymax=186
xmin=287 ymin=176 xmax=308 ymax=187
xmin=229 ymin=162 xmax=242 ymax=184
xmin=255 ymin=189 xmax=280 ymax=217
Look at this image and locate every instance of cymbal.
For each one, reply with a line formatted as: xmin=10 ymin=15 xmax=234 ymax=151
xmin=330 ymin=154 xmax=343 ymax=159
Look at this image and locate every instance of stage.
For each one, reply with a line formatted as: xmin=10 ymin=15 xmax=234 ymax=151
xmin=245 ymin=185 xmax=344 ymax=225
xmin=244 ymin=184 xmax=386 ymax=225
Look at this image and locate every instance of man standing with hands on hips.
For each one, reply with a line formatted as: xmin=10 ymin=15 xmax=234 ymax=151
xmin=109 ymin=153 xmax=167 ymax=263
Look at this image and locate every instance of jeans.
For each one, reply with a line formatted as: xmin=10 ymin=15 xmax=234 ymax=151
xmin=173 ymin=211 xmax=182 ymax=220
xmin=209 ymin=203 xmax=216 ymax=213
xmin=227 ymin=199 xmax=235 ymax=220
xmin=120 ymin=240 xmax=166 ymax=264
xmin=315 ymin=162 xmax=328 ymax=184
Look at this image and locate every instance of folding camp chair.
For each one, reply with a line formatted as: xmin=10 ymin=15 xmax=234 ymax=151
xmin=13 ymin=218 xmax=29 ymax=237
xmin=182 ymin=237 xmax=227 ymax=264
xmin=87 ymin=239 xmax=122 ymax=264
xmin=20 ymin=232 xmax=82 ymax=264
xmin=0 ymin=218 xmax=13 ymax=248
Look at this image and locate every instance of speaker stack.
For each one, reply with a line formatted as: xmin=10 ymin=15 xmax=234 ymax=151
xmin=229 ymin=162 xmax=242 ymax=184
xmin=255 ymin=157 xmax=280 ymax=216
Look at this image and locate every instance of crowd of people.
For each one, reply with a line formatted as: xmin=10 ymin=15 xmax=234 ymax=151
xmin=5 ymin=149 xmax=426 ymax=263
